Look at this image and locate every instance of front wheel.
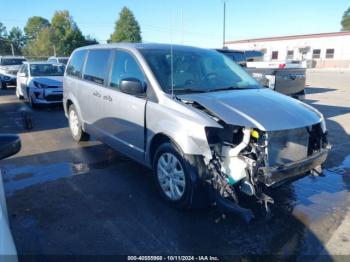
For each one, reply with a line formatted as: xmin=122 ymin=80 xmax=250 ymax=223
xmin=16 ymin=86 xmax=24 ymax=100
xmin=68 ymin=104 xmax=89 ymax=141
xmin=28 ymin=93 xmax=37 ymax=108
xmin=0 ymin=80 xmax=7 ymax=90
xmin=153 ymin=142 xmax=202 ymax=209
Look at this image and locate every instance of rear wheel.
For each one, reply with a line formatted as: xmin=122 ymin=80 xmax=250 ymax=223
xmin=68 ymin=104 xmax=89 ymax=141
xmin=153 ymin=142 xmax=202 ymax=209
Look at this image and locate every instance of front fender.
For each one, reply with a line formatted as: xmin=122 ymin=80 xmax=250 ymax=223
xmin=146 ymin=100 xmax=221 ymax=165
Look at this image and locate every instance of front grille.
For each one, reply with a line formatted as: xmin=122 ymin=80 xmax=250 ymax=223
xmin=45 ymin=94 xmax=63 ymax=101
xmin=267 ymin=127 xmax=309 ymax=167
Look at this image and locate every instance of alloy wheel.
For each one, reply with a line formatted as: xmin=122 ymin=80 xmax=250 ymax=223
xmin=157 ymin=152 xmax=186 ymax=201
xmin=69 ymin=109 xmax=80 ymax=137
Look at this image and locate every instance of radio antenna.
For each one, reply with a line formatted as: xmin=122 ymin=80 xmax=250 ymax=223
xmin=170 ymin=11 xmax=174 ymax=98
xmin=170 ymin=43 xmax=174 ymax=98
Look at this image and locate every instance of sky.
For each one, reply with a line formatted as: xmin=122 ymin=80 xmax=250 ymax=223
xmin=0 ymin=0 xmax=349 ymax=48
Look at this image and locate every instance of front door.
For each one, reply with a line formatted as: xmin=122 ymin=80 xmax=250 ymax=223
xmin=101 ymin=50 xmax=147 ymax=163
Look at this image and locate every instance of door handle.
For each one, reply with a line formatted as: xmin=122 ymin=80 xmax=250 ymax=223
xmin=103 ymin=95 xmax=112 ymax=102
xmin=93 ymin=91 xmax=101 ymax=98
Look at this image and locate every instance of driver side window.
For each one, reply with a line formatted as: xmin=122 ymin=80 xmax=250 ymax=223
xmin=109 ymin=51 xmax=145 ymax=90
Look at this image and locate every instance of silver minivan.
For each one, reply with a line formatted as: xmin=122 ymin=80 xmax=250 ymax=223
xmin=63 ymin=43 xmax=329 ymax=211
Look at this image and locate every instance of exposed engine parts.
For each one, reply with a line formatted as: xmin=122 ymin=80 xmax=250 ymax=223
xmin=179 ymin=97 xmax=330 ymax=215
xmin=204 ymin=122 xmax=329 ymax=214
xmin=207 ymin=151 xmax=239 ymax=204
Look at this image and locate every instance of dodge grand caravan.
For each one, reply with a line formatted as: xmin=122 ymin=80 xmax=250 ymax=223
xmin=63 ymin=43 xmax=329 ymax=211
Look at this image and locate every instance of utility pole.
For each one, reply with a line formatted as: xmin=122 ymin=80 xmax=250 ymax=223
xmin=223 ymin=0 xmax=226 ymax=48
xmin=53 ymin=45 xmax=56 ymax=56
xmin=10 ymin=43 xmax=14 ymax=56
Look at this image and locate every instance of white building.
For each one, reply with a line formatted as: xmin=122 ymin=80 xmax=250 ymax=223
xmin=225 ymin=31 xmax=350 ymax=68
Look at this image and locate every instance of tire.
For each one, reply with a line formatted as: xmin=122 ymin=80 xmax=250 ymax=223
xmin=28 ymin=93 xmax=37 ymax=108
xmin=68 ymin=104 xmax=89 ymax=141
xmin=16 ymin=86 xmax=24 ymax=100
xmin=153 ymin=142 xmax=205 ymax=209
xmin=0 ymin=80 xmax=7 ymax=90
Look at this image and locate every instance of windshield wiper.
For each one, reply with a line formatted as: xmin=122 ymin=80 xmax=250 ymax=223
xmin=171 ymin=88 xmax=207 ymax=93
xmin=207 ymin=86 xmax=258 ymax=92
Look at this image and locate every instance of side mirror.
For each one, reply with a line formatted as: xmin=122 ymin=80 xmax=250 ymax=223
xmin=0 ymin=135 xmax=21 ymax=160
xmin=18 ymin=72 xmax=26 ymax=77
xmin=120 ymin=78 xmax=146 ymax=96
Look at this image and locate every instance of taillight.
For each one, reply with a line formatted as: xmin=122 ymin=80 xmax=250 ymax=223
xmin=279 ymin=63 xmax=286 ymax=68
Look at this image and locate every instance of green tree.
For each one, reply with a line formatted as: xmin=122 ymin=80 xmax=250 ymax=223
xmin=109 ymin=7 xmax=142 ymax=43
xmin=24 ymin=16 xmax=50 ymax=40
xmin=24 ymin=27 xmax=54 ymax=58
xmin=0 ymin=22 xmax=11 ymax=55
xmin=8 ymin=27 xmax=26 ymax=55
xmin=341 ymin=7 xmax=350 ymax=31
xmin=50 ymin=10 xmax=98 ymax=56
xmin=84 ymin=35 xmax=99 ymax=46
xmin=0 ymin=22 xmax=7 ymax=38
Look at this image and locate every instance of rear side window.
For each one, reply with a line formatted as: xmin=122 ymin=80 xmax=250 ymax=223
xmin=109 ymin=51 xmax=145 ymax=89
xmin=83 ymin=50 xmax=111 ymax=85
xmin=66 ymin=50 xmax=88 ymax=78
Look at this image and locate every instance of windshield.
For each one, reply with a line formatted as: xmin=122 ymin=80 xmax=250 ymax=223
xmin=58 ymin=58 xmax=69 ymax=65
xmin=1 ymin=58 xmax=26 ymax=66
xmin=30 ymin=64 xmax=65 ymax=76
xmin=140 ymin=48 xmax=260 ymax=94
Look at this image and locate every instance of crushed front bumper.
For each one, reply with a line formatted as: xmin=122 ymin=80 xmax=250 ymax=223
xmin=260 ymin=145 xmax=331 ymax=187
xmin=31 ymin=87 xmax=63 ymax=104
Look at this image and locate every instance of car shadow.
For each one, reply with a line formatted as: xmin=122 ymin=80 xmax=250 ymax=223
xmin=305 ymin=86 xmax=337 ymax=95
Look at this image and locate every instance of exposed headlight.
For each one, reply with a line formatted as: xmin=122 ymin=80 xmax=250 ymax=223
xmin=34 ymin=81 xmax=48 ymax=88
xmin=320 ymin=116 xmax=327 ymax=133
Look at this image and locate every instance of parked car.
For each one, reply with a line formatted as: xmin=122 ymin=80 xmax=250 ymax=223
xmin=47 ymin=56 xmax=69 ymax=65
xmin=0 ymin=134 xmax=21 ymax=261
xmin=0 ymin=56 xmax=27 ymax=90
xmin=216 ymin=49 xmax=306 ymax=99
xmin=16 ymin=62 xmax=65 ymax=108
xmin=64 ymin=43 xmax=329 ymax=212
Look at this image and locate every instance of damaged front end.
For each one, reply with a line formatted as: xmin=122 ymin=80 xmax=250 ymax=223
xmin=204 ymin=121 xmax=330 ymax=212
xmin=177 ymin=90 xmax=330 ymax=214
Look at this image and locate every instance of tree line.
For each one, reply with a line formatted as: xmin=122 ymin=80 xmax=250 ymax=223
xmin=0 ymin=7 xmax=141 ymax=58
xmin=341 ymin=6 xmax=350 ymax=31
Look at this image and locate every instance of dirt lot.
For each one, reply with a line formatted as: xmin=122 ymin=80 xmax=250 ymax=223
xmin=0 ymin=70 xmax=349 ymax=259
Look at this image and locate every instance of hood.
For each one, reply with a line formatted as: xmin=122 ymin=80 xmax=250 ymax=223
xmin=178 ymin=88 xmax=322 ymax=131
xmin=0 ymin=64 xmax=22 ymax=70
xmin=31 ymin=76 xmax=63 ymax=87
xmin=0 ymin=64 xmax=22 ymax=74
